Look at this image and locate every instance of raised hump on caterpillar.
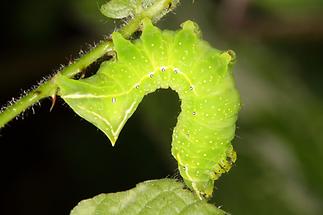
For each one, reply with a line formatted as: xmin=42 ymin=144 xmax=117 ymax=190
xmin=55 ymin=18 xmax=240 ymax=199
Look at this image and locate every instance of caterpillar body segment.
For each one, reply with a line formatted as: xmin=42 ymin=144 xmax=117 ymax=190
xmin=56 ymin=19 xmax=240 ymax=198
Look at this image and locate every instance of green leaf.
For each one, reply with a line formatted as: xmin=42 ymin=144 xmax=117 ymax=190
xmin=142 ymin=0 xmax=159 ymax=8
xmin=70 ymin=179 xmax=226 ymax=215
xmin=100 ymin=0 xmax=180 ymax=21
xmin=100 ymin=0 xmax=137 ymax=19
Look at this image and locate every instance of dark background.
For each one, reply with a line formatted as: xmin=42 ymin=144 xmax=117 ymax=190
xmin=1 ymin=0 xmax=323 ymax=214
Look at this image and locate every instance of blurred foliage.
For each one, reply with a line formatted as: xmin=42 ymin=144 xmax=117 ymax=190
xmin=0 ymin=0 xmax=322 ymax=215
xmin=253 ymin=0 xmax=323 ymax=17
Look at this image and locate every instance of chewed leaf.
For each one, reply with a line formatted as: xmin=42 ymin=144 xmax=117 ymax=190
xmin=56 ymin=19 xmax=240 ymax=198
xmin=70 ymin=179 xmax=226 ymax=215
xmin=100 ymin=0 xmax=137 ymax=19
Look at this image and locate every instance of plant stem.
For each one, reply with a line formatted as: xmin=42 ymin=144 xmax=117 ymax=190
xmin=0 ymin=0 xmax=179 ymax=128
xmin=60 ymin=41 xmax=113 ymax=78
xmin=0 ymin=81 xmax=57 ymax=128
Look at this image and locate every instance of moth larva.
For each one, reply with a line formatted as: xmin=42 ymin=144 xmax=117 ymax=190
xmin=56 ymin=18 xmax=240 ymax=198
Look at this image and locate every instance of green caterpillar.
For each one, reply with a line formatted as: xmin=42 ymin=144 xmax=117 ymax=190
xmin=55 ymin=18 xmax=240 ymax=198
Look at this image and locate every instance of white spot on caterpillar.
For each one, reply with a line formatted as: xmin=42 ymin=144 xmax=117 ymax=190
xmin=112 ymin=97 xmax=116 ymax=103
xmin=149 ymin=72 xmax=154 ymax=78
xmin=192 ymin=112 xmax=196 ymax=116
xmin=135 ymin=84 xmax=140 ymax=89
xmin=173 ymin=68 xmax=180 ymax=74
xmin=160 ymin=66 xmax=166 ymax=72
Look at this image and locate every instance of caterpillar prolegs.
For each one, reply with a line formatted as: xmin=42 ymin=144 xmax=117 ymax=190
xmin=55 ymin=19 xmax=240 ymax=198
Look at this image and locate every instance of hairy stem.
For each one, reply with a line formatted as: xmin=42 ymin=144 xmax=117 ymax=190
xmin=0 ymin=0 xmax=178 ymax=128
xmin=0 ymin=81 xmax=57 ymax=128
